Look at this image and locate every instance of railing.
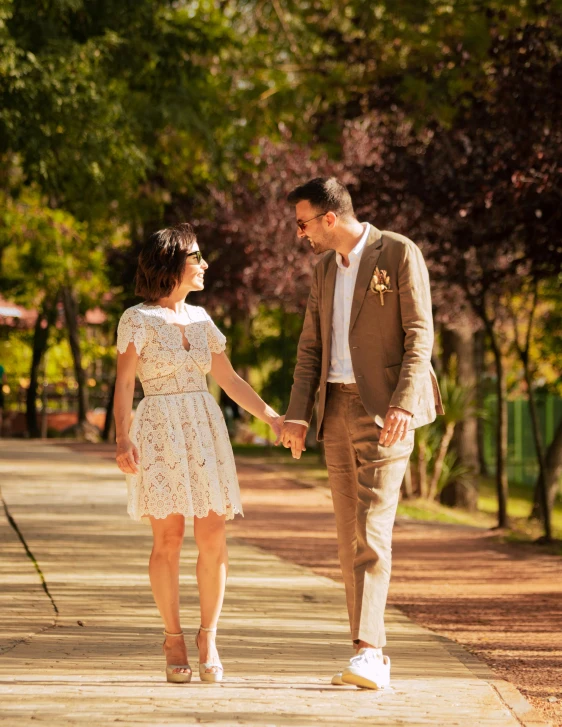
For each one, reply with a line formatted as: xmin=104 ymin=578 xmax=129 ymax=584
xmin=0 ymin=376 xmax=143 ymax=436
xmin=482 ymin=395 xmax=562 ymax=485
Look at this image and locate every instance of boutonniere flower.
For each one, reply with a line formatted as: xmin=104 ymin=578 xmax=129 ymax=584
xmin=370 ymin=267 xmax=393 ymax=305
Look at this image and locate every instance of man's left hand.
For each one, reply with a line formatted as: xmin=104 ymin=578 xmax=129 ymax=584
xmin=379 ymin=407 xmax=413 ymax=447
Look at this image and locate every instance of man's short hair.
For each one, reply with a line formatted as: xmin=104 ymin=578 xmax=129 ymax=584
xmin=135 ymin=223 xmax=197 ymax=301
xmin=287 ymin=177 xmax=355 ymax=217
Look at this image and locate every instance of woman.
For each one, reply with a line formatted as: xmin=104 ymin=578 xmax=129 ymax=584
xmin=114 ymin=223 xmax=283 ymax=684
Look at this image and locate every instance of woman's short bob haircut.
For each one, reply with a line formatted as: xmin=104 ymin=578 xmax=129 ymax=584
xmin=135 ymin=223 xmax=197 ymax=302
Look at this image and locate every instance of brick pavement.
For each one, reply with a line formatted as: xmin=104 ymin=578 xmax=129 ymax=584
xmin=0 ymin=441 xmax=549 ymax=726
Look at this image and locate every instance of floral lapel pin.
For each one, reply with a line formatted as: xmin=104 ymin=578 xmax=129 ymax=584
xmin=370 ymin=267 xmax=393 ymax=305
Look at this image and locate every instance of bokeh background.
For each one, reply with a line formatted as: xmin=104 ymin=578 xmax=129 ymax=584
xmin=0 ymin=0 xmax=561 ymax=539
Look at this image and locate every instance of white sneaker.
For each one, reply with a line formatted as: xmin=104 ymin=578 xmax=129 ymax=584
xmin=341 ymin=648 xmax=391 ymax=689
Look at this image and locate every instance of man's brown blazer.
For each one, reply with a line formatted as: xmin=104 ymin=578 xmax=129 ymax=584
xmin=285 ymin=224 xmax=444 ymax=440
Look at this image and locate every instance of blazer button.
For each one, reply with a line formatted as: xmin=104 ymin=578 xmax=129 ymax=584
xmin=352 ymin=346 xmax=359 ymax=349
xmin=356 ymin=374 xmax=364 ymax=378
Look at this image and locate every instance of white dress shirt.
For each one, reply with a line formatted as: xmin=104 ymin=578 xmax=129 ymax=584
xmin=287 ymin=223 xmax=370 ymax=427
xmin=328 ymin=223 xmax=369 ymax=383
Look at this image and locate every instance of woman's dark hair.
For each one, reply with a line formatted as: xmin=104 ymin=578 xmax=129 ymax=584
xmin=287 ymin=177 xmax=355 ymax=217
xmin=135 ymin=223 xmax=197 ymax=301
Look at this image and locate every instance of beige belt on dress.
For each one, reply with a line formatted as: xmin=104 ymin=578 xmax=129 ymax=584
xmin=143 ymin=390 xmax=208 ymax=397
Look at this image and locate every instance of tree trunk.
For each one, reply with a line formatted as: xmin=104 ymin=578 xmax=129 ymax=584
xmin=428 ymin=421 xmax=456 ymax=500
xmin=402 ymin=463 xmax=414 ymax=499
xmin=61 ymin=285 xmax=88 ymax=425
xmin=440 ymin=325 xmax=455 ymax=374
xmin=530 ymin=417 xmax=562 ymax=518
xmin=509 ymin=282 xmax=551 ymax=541
xmin=439 ymin=324 xmax=479 ymax=506
xmin=474 ymin=329 xmax=489 ymax=475
xmin=451 ymin=328 xmax=479 ymax=472
xmin=523 ymin=368 xmax=552 ymax=541
xmin=418 ymin=437 xmax=429 ymax=499
xmin=102 ymin=326 xmax=118 ymax=443
xmin=26 ymin=295 xmax=59 ymax=437
xmin=102 ymin=378 xmax=116 ymax=442
xmin=489 ymin=333 xmax=509 ymax=528
xmin=432 ymin=322 xmax=443 ymax=378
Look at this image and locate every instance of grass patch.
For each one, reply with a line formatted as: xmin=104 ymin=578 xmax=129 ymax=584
xmin=397 ymin=499 xmax=495 ymax=528
xmin=478 ymin=476 xmax=562 ymax=540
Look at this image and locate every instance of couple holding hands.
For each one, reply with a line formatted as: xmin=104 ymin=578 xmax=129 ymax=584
xmin=114 ymin=177 xmax=443 ymax=689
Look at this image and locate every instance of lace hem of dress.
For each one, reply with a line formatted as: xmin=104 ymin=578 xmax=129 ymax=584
xmin=128 ymin=504 xmax=244 ymax=521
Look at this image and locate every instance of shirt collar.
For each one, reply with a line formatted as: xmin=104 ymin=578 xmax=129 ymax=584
xmin=335 ymin=223 xmax=370 ymax=270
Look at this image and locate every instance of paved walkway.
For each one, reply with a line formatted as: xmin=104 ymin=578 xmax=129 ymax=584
xmin=0 ymin=441 xmax=548 ymax=726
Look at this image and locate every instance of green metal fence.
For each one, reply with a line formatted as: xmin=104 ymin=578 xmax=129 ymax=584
xmin=482 ymin=395 xmax=562 ymax=485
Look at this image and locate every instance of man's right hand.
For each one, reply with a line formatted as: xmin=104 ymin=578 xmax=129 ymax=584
xmin=280 ymin=422 xmax=307 ymax=460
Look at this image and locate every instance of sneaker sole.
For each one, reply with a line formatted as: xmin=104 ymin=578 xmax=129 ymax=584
xmin=341 ymin=672 xmax=388 ymax=690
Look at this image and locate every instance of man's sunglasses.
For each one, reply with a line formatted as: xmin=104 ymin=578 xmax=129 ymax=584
xmin=186 ymin=250 xmax=203 ymax=264
xmin=297 ymin=212 xmax=326 ymax=232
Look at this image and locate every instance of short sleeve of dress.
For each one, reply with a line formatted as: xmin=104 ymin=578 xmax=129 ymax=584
xmin=117 ymin=308 xmax=146 ymax=355
xmin=203 ymin=311 xmax=227 ymax=354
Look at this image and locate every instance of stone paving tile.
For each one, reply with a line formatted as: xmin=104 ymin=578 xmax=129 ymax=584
xmin=0 ymin=441 xmax=539 ymax=726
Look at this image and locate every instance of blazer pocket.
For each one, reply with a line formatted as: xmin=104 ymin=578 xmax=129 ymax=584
xmin=384 ymin=363 xmax=402 ymax=389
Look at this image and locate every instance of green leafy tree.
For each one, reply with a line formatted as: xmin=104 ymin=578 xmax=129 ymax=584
xmin=0 ymin=187 xmax=113 ymax=435
xmin=0 ymin=0 xmax=274 ymax=434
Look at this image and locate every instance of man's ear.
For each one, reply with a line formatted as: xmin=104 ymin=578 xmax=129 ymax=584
xmin=325 ymin=211 xmax=337 ymax=228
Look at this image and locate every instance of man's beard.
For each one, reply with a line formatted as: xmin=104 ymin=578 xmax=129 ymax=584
xmin=308 ymin=238 xmax=330 ymax=255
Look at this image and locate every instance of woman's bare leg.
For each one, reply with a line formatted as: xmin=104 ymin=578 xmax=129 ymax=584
xmin=149 ymin=513 xmax=190 ymax=672
xmin=193 ymin=511 xmax=227 ymax=671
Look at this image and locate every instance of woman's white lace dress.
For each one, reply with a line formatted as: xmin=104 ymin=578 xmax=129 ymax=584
xmin=116 ymin=302 xmax=243 ymax=521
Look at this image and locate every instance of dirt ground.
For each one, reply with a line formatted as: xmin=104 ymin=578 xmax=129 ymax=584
xmin=65 ymin=444 xmax=562 ymax=726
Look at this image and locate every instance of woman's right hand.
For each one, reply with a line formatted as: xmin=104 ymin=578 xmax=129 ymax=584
xmin=116 ymin=438 xmax=140 ymax=475
xmin=268 ymin=414 xmax=285 ymax=445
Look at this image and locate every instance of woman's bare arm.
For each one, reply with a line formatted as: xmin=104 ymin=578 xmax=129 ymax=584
xmin=210 ymin=351 xmax=283 ymax=438
xmin=114 ymin=343 xmax=140 ymax=474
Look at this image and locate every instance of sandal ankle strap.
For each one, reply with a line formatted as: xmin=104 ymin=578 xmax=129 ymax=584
xmin=163 ymin=630 xmax=184 ymax=637
xmin=199 ymin=625 xmax=217 ymax=633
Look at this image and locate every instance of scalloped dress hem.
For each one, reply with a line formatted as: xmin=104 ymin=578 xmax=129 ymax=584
xmin=131 ymin=507 xmax=244 ymax=522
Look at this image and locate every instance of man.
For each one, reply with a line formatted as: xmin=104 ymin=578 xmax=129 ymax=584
xmin=281 ymin=177 xmax=443 ymax=690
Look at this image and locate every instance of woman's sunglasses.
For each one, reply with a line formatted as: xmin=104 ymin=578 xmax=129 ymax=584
xmin=186 ymin=250 xmax=203 ymax=264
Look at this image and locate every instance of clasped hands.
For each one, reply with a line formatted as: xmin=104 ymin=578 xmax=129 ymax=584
xmin=279 ymin=407 xmax=412 ymax=459
xmin=116 ymin=408 xmax=411 ymax=470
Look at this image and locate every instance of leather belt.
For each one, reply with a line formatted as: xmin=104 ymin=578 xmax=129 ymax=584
xmin=327 ymin=382 xmax=359 ymax=393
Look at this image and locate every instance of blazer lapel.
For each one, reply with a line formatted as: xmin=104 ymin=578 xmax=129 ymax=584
xmin=349 ymin=225 xmax=383 ymax=332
